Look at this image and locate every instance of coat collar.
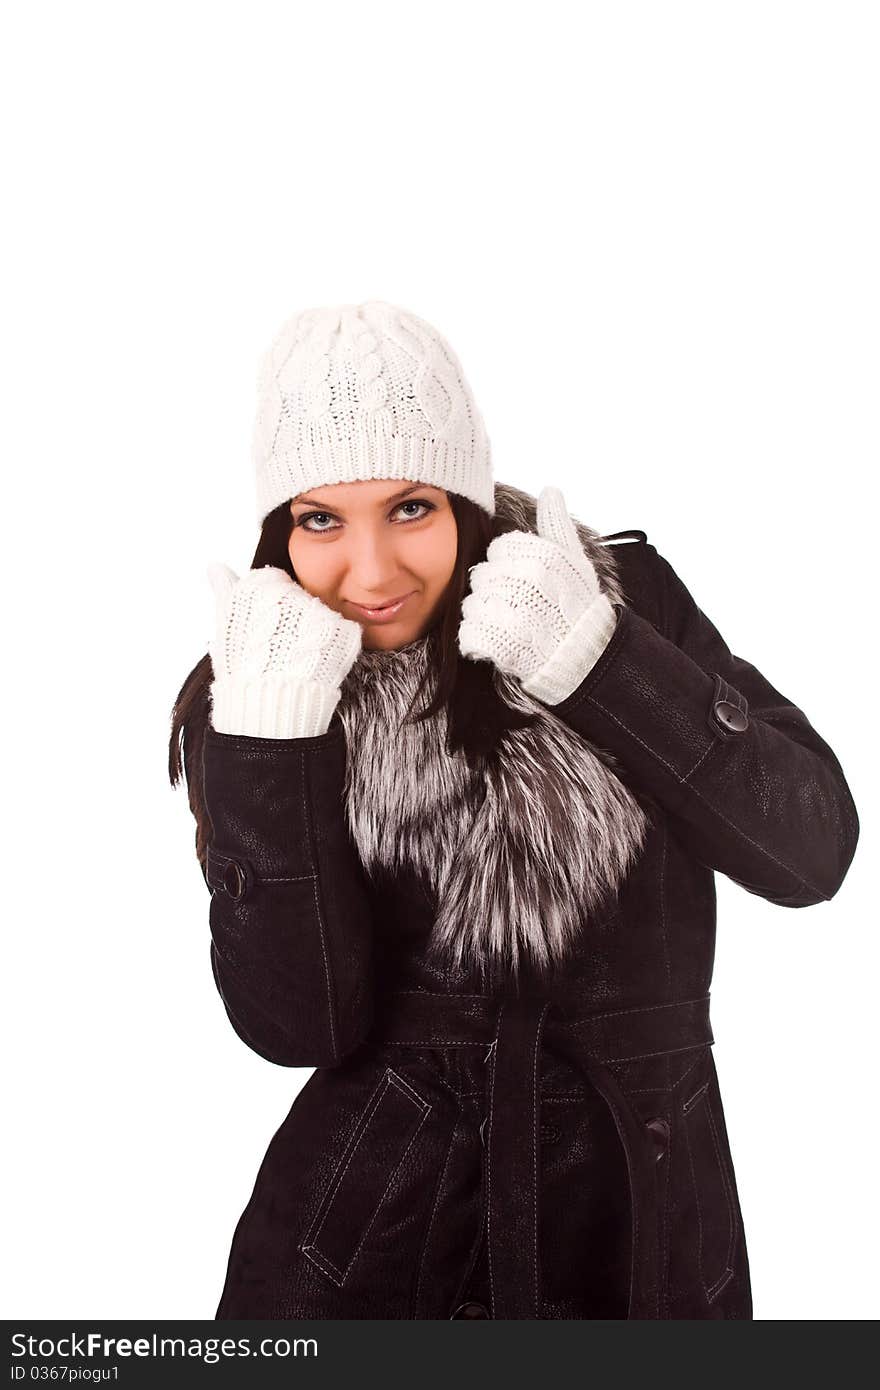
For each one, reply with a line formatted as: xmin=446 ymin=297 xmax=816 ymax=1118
xmin=335 ymin=480 xmax=649 ymax=987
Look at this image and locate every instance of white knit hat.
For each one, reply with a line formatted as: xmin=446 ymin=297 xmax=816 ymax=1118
xmin=252 ymin=300 xmax=494 ymax=524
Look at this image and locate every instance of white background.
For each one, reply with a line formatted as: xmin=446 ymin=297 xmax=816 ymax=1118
xmin=3 ymin=0 xmax=876 ymax=1322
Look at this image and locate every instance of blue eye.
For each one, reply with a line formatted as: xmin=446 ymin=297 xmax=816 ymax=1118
xmin=296 ymin=499 xmax=435 ymax=533
xmin=397 ymin=500 xmax=435 ymax=521
xmin=297 ymin=511 xmax=337 ymax=532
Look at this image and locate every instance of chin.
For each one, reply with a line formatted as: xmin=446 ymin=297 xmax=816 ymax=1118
xmin=362 ymin=628 xmax=413 ymax=652
xmin=363 ymin=612 xmax=434 ymax=650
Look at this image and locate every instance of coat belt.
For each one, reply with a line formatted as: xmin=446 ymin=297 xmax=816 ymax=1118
xmin=371 ymin=989 xmax=714 ymax=1319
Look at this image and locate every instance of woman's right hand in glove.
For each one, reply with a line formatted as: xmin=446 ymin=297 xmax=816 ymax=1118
xmin=206 ymin=563 xmax=363 ymax=738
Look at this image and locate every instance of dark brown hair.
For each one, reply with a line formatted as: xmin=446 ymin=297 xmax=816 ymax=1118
xmin=168 ymin=488 xmax=539 ymax=873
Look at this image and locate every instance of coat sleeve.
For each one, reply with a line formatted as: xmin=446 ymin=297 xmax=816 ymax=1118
xmin=200 ymin=715 xmax=374 ymax=1067
xmin=551 ymin=542 xmax=860 ymax=906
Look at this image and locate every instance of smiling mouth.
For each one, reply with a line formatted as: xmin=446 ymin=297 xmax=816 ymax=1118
xmin=359 ymin=595 xmax=407 ymax=608
xmin=347 ymin=591 xmax=415 ymax=617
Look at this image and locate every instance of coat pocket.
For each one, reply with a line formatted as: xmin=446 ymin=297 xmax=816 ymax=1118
xmin=300 ymin=1066 xmax=431 ymax=1287
xmin=680 ymin=1067 xmax=739 ymax=1302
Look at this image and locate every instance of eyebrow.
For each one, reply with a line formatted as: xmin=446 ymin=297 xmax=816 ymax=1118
xmin=292 ymin=483 xmax=435 ymax=509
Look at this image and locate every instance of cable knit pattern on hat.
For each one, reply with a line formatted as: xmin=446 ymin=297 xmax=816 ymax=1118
xmin=252 ymin=301 xmax=494 ymax=523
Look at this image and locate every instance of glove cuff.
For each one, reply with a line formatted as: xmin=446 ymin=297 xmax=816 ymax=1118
xmin=209 ymin=675 xmax=341 ymax=739
xmin=521 ymin=592 xmax=619 ymax=705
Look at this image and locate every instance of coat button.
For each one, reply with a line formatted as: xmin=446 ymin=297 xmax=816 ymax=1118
xmin=222 ymin=860 xmax=246 ymax=900
xmin=713 ymin=699 xmax=749 ymax=732
xmin=646 ymin=1116 xmax=670 ymax=1162
xmin=450 ymin=1301 xmax=491 ymax=1319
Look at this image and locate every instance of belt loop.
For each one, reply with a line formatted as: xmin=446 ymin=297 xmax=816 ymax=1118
xmin=558 ymin=1042 xmax=664 ymax=1319
xmin=483 ymin=995 xmax=552 ymax=1320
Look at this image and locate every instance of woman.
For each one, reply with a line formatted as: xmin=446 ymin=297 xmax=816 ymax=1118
xmin=169 ymin=300 xmax=859 ymax=1320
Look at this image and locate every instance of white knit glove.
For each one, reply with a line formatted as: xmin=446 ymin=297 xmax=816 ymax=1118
xmin=207 ymin=563 xmax=363 ymax=738
xmin=457 ymin=485 xmax=618 ymax=705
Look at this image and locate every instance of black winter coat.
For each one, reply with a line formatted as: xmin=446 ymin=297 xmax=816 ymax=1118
xmin=200 ymin=528 xmax=859 ymax=1320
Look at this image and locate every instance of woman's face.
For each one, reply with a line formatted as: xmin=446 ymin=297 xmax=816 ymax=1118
xmin=288 ymin=479 xmax=458 ymax=650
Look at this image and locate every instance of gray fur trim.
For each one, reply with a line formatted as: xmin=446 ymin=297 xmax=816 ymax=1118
xmin=335 ymin=480 xmax=649 ymax=983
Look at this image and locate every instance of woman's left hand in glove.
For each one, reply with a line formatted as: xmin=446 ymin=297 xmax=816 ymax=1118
xmin=457 ymin=485 xmax=619 ymax=705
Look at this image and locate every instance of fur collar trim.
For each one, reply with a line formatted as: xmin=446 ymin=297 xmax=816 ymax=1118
xmin=335 ymin=481 xmax=649 ymax=986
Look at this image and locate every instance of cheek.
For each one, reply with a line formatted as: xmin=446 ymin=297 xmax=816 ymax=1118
xmin=410 ymin=514 xmax=458 ymax=587
xmin=287 ymin=533 xmax=336 ymax=596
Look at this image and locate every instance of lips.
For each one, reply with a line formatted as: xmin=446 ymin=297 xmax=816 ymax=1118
xmin=347 ymin=591 xmax=416 ymax=620
xmin=361 ymin=595 xmax=408 ymax=610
